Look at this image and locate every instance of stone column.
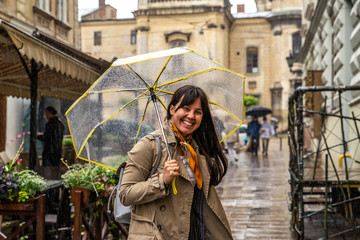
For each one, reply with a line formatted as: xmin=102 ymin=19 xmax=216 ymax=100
xmin=136 ymin=26 xmax=150 ymax=54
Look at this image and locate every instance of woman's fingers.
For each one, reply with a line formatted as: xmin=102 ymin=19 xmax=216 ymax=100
xmin=163 ymin=159 xmax=180 ymax=184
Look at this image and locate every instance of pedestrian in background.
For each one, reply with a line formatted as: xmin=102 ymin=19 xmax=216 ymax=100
xmin=247 ymin=116 xmax=261 ymax=156
xmin=120 ymin=85 xmax=232 ymax=240
xmin=225 ymin=126 xmax=239 ymax=163
xmin=37 ymin=106 xmax=65 ymax=167
xmin=260 ymin=116 xmax=275 ymax=156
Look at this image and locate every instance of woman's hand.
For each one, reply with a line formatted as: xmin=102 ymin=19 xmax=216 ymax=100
xmin=163 ymin=159 xmax=180 ymax=185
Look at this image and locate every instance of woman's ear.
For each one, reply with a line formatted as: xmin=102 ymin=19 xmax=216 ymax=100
xmin=169 ymin=105 xmax=175 ymax=116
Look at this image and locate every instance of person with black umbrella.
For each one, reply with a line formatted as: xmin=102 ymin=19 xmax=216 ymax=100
xmin=247 ymin=116 xmax=261 ymax=156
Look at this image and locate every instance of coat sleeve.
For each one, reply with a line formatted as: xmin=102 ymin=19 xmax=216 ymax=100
xmin=119 ymin=135 xmax=168 ymax=206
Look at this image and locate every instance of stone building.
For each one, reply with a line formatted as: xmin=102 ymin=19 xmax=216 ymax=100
xmin=80 ymin=0 xmax=303 ymax=132
xmin=0 ymin=0 xmax=81 ymax=48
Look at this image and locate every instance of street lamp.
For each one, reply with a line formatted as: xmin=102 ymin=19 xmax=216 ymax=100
xmin=286 ymin=51 xmax=302 ymax=76
xmin=286 ymin=52 xmax=295 ymax=71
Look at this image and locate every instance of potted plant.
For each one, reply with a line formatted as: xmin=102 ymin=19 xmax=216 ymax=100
xmin=0 ymin=143 xmax=46 ymax=206
xmin=62 ymin=137 xmax=77 ymax=165
xmin=61 ymin=163 xmax=121 ymax=239
xmin=61 ymin=163 xmax=119 ymax=209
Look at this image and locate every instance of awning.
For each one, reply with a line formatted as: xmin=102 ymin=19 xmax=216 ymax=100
xmin=0 ymin=19 xmax=110 ymax=101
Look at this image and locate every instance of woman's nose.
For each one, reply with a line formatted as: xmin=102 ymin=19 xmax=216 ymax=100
xmin=188 ymin=111 xmax=195 ymax=119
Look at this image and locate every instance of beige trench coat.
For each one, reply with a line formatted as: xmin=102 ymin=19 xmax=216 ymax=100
xmin=120 ymin=122 xmax=233 ymax=240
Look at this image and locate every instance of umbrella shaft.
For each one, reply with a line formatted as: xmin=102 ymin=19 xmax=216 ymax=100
xmin=153 ymin=100 xmax=172 ymax=160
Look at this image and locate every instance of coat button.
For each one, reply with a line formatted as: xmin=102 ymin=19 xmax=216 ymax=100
xmin=160 ymin=205 xmax=166 ymax=211
xmin=157 ymin=225 xmax=162 ymax=231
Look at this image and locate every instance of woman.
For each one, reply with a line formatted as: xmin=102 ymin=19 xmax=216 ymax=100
xmin=120 ymin=85 xmax=232 ymax=240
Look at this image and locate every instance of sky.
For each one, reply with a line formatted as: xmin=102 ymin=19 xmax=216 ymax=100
xmin=78 ymin=0 xmax=257 ymax=19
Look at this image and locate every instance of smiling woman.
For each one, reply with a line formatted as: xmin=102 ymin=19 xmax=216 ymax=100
xmin=119 ymin=85 xmax=233 ymax=240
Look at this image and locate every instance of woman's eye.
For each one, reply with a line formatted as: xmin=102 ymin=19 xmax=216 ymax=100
xmin=195 ymin=110 xmax=203 ymax=115
xmin=183 ymin=106 xmax=190 ymax=111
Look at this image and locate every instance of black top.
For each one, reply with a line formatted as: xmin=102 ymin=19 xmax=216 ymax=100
xmin=38 ymin=117 xmax=65 ymax=166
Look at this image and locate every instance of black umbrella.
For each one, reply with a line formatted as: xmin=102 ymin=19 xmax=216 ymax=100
xmin=245 ymin=106 xmax=272 ymax=117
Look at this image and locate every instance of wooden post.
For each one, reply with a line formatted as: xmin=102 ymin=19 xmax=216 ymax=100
xmin=72 ymin=190 xmax=82 ymax=240
xmin=36 ymin=194 xmax=45 ymax=240
xmin=29 ymin=59 xmax=38 ymax=170
xmin=0 ymin=95 xmax=6 ymax=152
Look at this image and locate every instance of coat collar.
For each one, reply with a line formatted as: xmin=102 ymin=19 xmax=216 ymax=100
xmin=162 ymin=119 xmax=211 ymax=198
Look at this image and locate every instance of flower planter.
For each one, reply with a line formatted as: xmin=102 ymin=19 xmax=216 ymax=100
xmin=0 ymin=200 xmax=35 ymax=211
xmin=0 ymin=194 xmax=46 ymax=240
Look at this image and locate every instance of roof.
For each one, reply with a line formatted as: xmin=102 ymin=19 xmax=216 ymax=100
xmin=232 ymin=10 xmax=301 ymax=19
xmin=0 ymin=19 xmax=111 ymax=101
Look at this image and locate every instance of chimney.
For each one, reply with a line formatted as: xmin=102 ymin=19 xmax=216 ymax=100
xmin=99 ymin=0 xmax=105 ymax=8
xmin=237 ymin=4 xmax=245 ymax=13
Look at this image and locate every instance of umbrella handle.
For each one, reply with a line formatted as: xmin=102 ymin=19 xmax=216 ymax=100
xmin=172 ymin=177 xmax=177 ymax=195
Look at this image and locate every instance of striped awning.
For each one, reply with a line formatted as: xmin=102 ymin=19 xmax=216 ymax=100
xmin=0 ymin=19 xmax=109 ymax=101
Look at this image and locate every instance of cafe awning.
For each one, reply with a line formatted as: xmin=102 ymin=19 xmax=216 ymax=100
xmin=0 ymin=19 xmax=110 ymax=101
xmin=0 ymin=19 xmax=111 ymax=169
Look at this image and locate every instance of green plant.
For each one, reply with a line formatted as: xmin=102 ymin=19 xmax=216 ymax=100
xmin=244 ymin=95 xmax=259 ymax=107
xmin=0 ymin=142 xmax=46 ymax=202
xmin=15 ymin=170 xmax=46 ymax=202
xmin=62 ymin=164 xmax=119 ymax=210
xmin=62 ymin=137 xmax=73 ymax=146
xmin=61 ymin=164 xmax=118 ymax=192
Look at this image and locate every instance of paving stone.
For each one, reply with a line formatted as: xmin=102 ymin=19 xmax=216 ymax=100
xmin=217 ymin=137 xmax=293 ymax=239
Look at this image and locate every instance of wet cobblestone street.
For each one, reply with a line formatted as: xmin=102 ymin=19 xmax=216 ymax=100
xmin=217 ymin=136 xmax=293 ymax=240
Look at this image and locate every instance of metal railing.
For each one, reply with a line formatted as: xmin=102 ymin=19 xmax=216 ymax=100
xmin=288 ymin=86 xmax=360 ymax=239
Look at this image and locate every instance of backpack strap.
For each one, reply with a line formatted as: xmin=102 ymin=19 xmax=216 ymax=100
xmin=108 ymin=133 xmax=163 ymax=214
xmin=148 ymin=133 xmax=162 ymax=178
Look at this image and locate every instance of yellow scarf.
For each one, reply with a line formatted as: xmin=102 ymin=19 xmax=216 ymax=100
xmin=170 ymin=120 xmax=203 ymax=189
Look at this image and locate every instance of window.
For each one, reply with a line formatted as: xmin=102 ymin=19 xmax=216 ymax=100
xmin=37 ymin=0 xmax=50 ymax=12
xmin=292 ymin=32 xmax=301 ymax=61
xmin=58 ymin=0 xmax=67 ymax=23
xmin=131 ymin=30 xmax=136 ymax=45
xmin=170 ymin=39 xmax=185 ymax=48
xmin=248 ymin=81 xmax=256 ymax=89
xmin=94 ymin=31 xmax=101 ymax=46
xmin=246 ymin=47 xmax=258 ymax=73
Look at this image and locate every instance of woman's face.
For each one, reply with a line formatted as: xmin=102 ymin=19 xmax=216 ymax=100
xmin=170 ymin=97 xmax=203 ymax=137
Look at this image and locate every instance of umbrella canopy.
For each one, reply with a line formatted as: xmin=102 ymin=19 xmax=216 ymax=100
xmin=270 ymin=117 xmax=279 ymax=123
xmin=66 ymin=47 xmax=246 ymax=170
xmin=245 ymin=106 xmax=272 ymax=117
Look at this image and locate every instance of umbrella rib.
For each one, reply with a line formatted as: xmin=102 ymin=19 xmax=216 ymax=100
xmin=134 ymin=98 xmax=151 ymax=145
xmin=156 ymin=68 xmax=226 ymax=88
xmin=98 ymin=90 xmax=149 ymax=126
xmin=191 ymin=50 xmax=247 ymax=79
xmin=209 ymin=101 xmax=243 ymax=123
xmin=77 ymin=90 xmax=149 ymax=158
xmin=126 ymin=64 xmax=150 ymax=88
xmin=154 ymin=91 xmax=168 ymax=110
xmin=87 ymin=88 xmax=148 ymax=94
xmin=152 ymin=55 xmax=172 ymax=88
xmin=220 ymin=124 xmax=242 ymax=143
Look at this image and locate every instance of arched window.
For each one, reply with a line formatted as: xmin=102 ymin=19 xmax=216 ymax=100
xmin=170 ymin=39 xmax=185 ymax=48
xmin=246 ymin=47 xmax=258 ymax=73
xmin=164 ymin=31 xmax=190 ymax=49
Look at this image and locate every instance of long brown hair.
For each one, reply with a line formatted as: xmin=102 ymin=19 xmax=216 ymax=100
xmin=166 ymin=85 xmax=228 ymax=186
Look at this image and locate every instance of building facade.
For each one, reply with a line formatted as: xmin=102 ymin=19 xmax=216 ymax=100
xmin=0 ymin=0 xmax=81 ymax=48
xmin=300 ymin=0 xmax=360 ymax=167
xmin=80 ymin=0 xmax=303 ymax=132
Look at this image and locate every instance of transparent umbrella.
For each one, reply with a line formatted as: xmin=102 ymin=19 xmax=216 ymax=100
xmin=65 ymin=47 xmax=246 ymax=170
